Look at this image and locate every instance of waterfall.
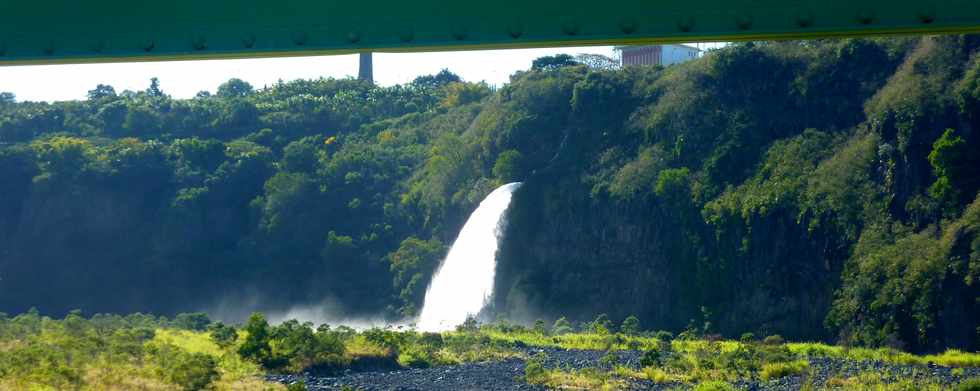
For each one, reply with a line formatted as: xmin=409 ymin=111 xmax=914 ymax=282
xmin=416 ymin=182 xmax=522 ymax=331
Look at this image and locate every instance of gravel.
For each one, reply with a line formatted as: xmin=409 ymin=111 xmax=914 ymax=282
xmin=268 ymin=358 xmax=541 ymax=391
xmin=268 ymin=347 xmax=980 ymax=390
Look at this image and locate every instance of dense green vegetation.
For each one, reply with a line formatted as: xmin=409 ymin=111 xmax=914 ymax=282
xmin=1 ymin=35 xmax=979 ymax=354
xmin=495 ymin=36 xmax=980 ymax=353
xmin=0 ymin=70 xmax=475 ymax=319
xmin=2 ymin=311 xmax=978 ymax=390
xmin=0 ymin=310 xmax=279 ymax=390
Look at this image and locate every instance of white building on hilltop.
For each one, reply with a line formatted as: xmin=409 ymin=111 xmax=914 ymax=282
xmin=616 ymin=44 xmax=701 ymax=67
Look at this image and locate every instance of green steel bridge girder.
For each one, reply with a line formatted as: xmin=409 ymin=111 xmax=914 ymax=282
xmin=1 ymin=0 xmax=979 ymax=65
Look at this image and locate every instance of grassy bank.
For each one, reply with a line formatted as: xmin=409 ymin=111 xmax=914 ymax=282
xmin=2 ymin=311 xmax=980 ymax=390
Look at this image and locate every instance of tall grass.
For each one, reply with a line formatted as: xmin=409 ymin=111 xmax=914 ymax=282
xmin=760 ymin=360 xmax=809 ymax=380
xmin=788 ymin=342 xmax=980 ymax=367
xmin=525 ymin=367 xmax=626 ymax=391
xmin=474 ymin=328 xmax=661 ymax=351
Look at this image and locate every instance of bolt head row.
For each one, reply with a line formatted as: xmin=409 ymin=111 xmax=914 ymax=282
xmin=0 ymin=10 xmax=947 ymax=57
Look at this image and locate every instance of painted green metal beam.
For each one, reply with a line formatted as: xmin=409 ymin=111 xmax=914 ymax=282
xmin=1 ymin=0 xmax=978 ymax=65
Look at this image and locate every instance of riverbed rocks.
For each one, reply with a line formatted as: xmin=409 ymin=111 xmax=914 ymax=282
xmin=268 ymin=347 xmax=980 ymax=390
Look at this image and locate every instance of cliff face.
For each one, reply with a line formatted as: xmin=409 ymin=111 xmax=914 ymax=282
xmin=493 ymin=36 xmax=980 ymax=351
xmin=495 ymin=178 xmax=695 ymax=331
xmin=494 ymin=173 xmax=843 ymax=340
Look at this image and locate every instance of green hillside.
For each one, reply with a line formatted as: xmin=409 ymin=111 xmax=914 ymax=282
xmin=1 ymin=35 xmax=978 ymax=353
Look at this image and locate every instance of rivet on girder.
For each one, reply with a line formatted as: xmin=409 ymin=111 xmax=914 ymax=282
xmin=916 ymin=6 xmax=936 ymax=24
xmin=452 ymin=26 xmax=468 ymax=41
xmin=677 ymin=17 xmax=695 ymax=32
xmin=795 ymin=11 xmax=814 ymax=28
xmin=192 ymin=36 xmax=207 ymax=50
xmin=348 ymin=32 xmax=361 ymax=44
xmin=856 ymin=9 xmax=875 ymax=25
xmin=142 ymin=40 xmax=155 ymax=52
xmin=562 ymin=22 xmax=580 ymax=36
xmin=42 ymin=42 xmax=55 ymax=55
xmin=292 ymin=31 xmax=308 ymax=46
xmin=399 ymin=30 xmax=414 ymax=43
xmin=735 ymin=14 xmax=753 ymax=30
xmin=242 ymin=34 xmax=256 ymax=48
xmin=619 ymin=19 xmax=638 ymax=34
xmin=508 ymin=22 xmax=524 ymax=39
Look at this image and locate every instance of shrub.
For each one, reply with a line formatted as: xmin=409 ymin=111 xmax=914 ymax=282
xmin=654 ymin=330 xmax=674 ymax=342
xmin=532 ymin=54 xmax=578 ymax=71
xmin=440 ymin=82 xmax=491 ymax=108
xmin=552 ymin=317 xmax=573 ymax=335
xmin=174 ymin=353 xmax=220 ymax=390
xmin=533 ymin=319 xmax=547 ymax=335
xmin=760 ymin=360 xmax=810 ymax=381
xmin=154 ymin=346 xmax=220 ymax=391
xmin=590 ymin=314 xmax=613 ymax=334
xmin=620 ymin=315 xmax=641 ymax=336
xmin=238 ymin=313 xmax=272 ymax=365
xmin=762 ymin=335 xmax=785 ymax=346
xmin=600 ymin=352 xmax=618 ymax=367
xmin=419 ymin=332 xmax=444 ymax=349
xmin=457 ymin=315 xmax=479 ymax=332
xmin=173 ymin=312 xmax=211 ymax=331
xmin=756 ymin=344 xmax=793 ymax=364
xmin=524 ymin=353 xmax=549 ymax=383
xmin=208 ymin=322 xmax=238 ymax=348
xmin=740 ymin=333 xmax=756 ymax=343
xmin=825 ymin=377 xmax=852 ymax=387
xmin=655 ymin=167 xmax=691 ymax=198
xmin=927 ymin=128 xmax=968 ymax=209
xmin=957 ymin=378 xmax=980 ymax=391
xmin=492 ymin=150 xmax=525 ymax=182
xmin=677 ymin=328 xmax=699 ymax=341
xmin=643 ymin=367 xmax=669 ymax=383
xmin=397 ymin=345 xmax=433 ymax=368
xmin=693 ymin=381 xmax=736 ymax=391
xmin=286 ymin=381 xmax=308 ymax=391
xmin=640 ymin=349 xmax=662 ymax=367
xmin=704 ymin=334 xmax=723 ymax=342
xmin=269 ymin=319 xmax=346 ymax=372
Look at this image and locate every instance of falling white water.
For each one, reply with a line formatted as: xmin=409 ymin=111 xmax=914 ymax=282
xmin=416 ymin=182 xmax=522 ymax=331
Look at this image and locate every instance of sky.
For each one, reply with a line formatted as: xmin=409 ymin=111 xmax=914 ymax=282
xmin=0 ymin=43 xmax=724 ymax=103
